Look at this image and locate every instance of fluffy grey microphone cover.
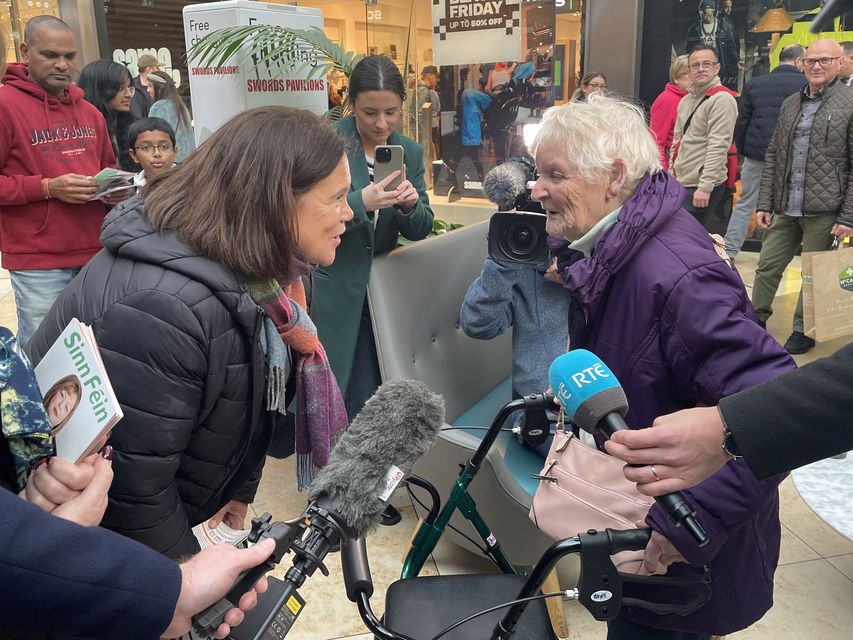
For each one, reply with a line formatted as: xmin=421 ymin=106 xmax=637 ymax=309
xmin=482 ymin=161 xmax=528 ymax=211
xmin=308 ymin=379 xmax=445 ymax=536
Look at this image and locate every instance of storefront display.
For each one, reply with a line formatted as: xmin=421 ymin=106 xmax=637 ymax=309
xmin=1 ymin=0 xmax=60 ymax=68
xmin=433 ymin=0 xmax=557 ymax=199
xmin=671 ymin=0 xmax=853 ymax=94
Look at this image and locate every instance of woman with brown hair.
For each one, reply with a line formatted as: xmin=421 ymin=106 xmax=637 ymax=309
xmin=28 ymin=106 xmax=352 ymax=559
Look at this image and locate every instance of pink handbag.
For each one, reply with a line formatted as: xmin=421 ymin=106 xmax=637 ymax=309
xmin=529 ymin=428 xmax=654 ymax=573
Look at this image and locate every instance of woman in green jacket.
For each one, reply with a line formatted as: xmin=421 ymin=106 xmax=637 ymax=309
xmin=314 ymin=55 xmax=434 ymax=438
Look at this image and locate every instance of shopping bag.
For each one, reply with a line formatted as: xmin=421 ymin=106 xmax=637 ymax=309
xmin=801 ymin=243 xmax=853 ymax=342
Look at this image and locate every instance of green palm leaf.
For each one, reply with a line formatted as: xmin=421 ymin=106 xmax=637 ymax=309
xmin=187 ymin=25 xmax=363 ymax=81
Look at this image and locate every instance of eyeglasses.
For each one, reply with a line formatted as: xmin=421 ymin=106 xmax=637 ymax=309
xmin=135 ymin=143 xmax=174 ymax=154
xmin=585 ymin=82 xmax=606 ymax=89
xmin=688 ymin=61 xmax=718 ymax=71
xmin=802 ymin=56 xmax=840 ymax=68
xmin=118 ymin=85 xmax=136 ymax=95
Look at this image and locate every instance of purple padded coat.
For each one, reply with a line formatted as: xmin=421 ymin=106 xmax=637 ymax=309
xmin=553 ymin=171 xmax=796 ymax=635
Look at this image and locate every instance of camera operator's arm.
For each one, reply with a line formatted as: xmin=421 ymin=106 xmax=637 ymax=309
xmin=460 ymin=257 xmax=517 ymax=339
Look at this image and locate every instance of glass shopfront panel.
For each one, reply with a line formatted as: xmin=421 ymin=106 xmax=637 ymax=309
xmin=2 ymin=0 xmax=61 ymax=68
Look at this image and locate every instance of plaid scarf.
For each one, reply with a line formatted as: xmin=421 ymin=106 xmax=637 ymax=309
xmin=245 ymin=275 xmax=348 ymax=490
xmin=0 ymin=327 xmax=53 ymax=491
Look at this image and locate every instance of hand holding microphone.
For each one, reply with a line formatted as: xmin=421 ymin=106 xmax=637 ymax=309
xmin=548 ymin=350 xmax=709 ymax=547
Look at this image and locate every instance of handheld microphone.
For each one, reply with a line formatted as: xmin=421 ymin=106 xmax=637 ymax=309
xmin=482 ymin=160 xmax=530 ymax=211
xmin=549 ymin=350 xmax=709 ymax=547
xmin=193 ymin=379 xmax=445 ymax=638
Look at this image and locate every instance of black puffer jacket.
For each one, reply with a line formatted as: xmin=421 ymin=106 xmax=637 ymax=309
xmin=734 ymin=64 xmax=806 ymax=161
xmin=28 ymin=196 xmax=274 ymax=559
xmin=757 ymin=77 xmax=853 ymax=225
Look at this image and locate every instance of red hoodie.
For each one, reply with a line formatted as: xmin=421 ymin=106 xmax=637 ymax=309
xmin=649 ymin=82 xmax=688 ymax=171
xmin=0 ymin=63 xmax=116 ymax=270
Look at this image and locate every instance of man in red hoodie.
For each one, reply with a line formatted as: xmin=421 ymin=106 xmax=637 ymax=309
xmin=0 ymin=16 xmax=116 ymax=346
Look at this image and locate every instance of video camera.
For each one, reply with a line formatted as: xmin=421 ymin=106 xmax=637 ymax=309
xmin=483 ymin=157 xmax=550 ymax=266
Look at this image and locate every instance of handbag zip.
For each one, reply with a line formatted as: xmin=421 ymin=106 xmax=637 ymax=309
xmin=539 ymin=476 xmax=639 ymax=529
xmin=547 ymin=458 xmax=654 ymax=509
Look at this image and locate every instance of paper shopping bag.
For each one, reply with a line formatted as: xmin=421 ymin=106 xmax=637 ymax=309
xmin=801 ymin=246 xmax=853 ymax=342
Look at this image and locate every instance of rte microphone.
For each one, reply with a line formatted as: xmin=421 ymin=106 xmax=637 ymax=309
xmin=549 ymin=350 xmax=709 ymax=547
xmin=193 ymin=379 xmax=445 ymax=638
xmin=482 ymin=160 xmax=530 ymax=211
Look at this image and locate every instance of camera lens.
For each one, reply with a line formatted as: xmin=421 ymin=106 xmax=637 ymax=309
xmin=376 ymin=147 xmax=392 ymax=163
xmin=505 ymin=221 xmax=539 ymax=258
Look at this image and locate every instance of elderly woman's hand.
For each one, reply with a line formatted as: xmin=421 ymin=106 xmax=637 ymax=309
xmin=638 ymin=528 xmax=686 ymax=576
xmin=544 ymin=261 xmax=563 ymax=284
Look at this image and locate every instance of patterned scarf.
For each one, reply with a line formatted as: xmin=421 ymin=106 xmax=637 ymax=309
xmin=245 ymin=275 xmax=348 ymax=490
xmin=0 ymin=327 xmax=53 ymax=491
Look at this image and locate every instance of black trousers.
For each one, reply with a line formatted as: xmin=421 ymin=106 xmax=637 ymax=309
xmin=682 ymin=184 xmax=727 ymax=229
xmin=607 ymin=615 xmax=711 ymax=640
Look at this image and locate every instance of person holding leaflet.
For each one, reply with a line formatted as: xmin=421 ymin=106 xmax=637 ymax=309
xmin=0 ymin=325 xmax=270 ymax=640
xmin=532 ymin=95 xmax=795 ymax=639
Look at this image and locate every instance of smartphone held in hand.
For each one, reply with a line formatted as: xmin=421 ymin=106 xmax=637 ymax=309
xmin=374 ymin=144 xmax=404 ymax=191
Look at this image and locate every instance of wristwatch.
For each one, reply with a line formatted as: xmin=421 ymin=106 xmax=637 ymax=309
xmin=721 ymin=422 xmax=742 ymax=459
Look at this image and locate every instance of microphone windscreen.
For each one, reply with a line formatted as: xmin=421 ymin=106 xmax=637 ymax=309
xmin=482 ymin=161 xmax=528 ymax=211
xmin=549 ymin=350 xmax=628 ymax=433
xmin=308 ymin=379 xmax=445 ymax=536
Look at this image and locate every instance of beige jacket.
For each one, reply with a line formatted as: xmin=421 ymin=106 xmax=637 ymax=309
xmin=670 ymin=76 xmax=738 ymax=192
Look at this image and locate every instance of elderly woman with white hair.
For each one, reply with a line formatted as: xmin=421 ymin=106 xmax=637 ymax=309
xmin=532 ymin=94 xmax=795 ymax=639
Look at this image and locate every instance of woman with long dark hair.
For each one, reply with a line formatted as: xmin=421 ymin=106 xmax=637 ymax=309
xmin=29 ymin=107 xmax=352 ymax=558
xmin=77 ymin=60 xmax=138 ymax=170
xmin=148 ymin=70 xmax=196 ymax=162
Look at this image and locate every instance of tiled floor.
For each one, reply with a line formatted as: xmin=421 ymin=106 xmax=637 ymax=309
xmin=5 ymin=252 xmax=851 ymax=639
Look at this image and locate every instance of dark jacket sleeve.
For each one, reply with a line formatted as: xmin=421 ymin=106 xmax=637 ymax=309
xmin=0 ymin=490 xmax=181 ymax=640
xmin=720 ymin=342 xmax=853 ymax=479
xmin=756 ymin=120 xmax=779 ymax=213
xmin=840 ymin=113 xmax=853 ymax=228
xmin=733 ymin=82 xmax=754 ymax=156
xmin=649 ymin=260 xmax=796 ymax=566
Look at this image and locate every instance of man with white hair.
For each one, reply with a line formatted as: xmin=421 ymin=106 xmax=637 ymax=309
xmin=753 ymin=38 xmax=853 ymax=354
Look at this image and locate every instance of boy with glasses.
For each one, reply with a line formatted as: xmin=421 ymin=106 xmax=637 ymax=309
xmin=127 ymin=117 xmax=178 ymax=189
